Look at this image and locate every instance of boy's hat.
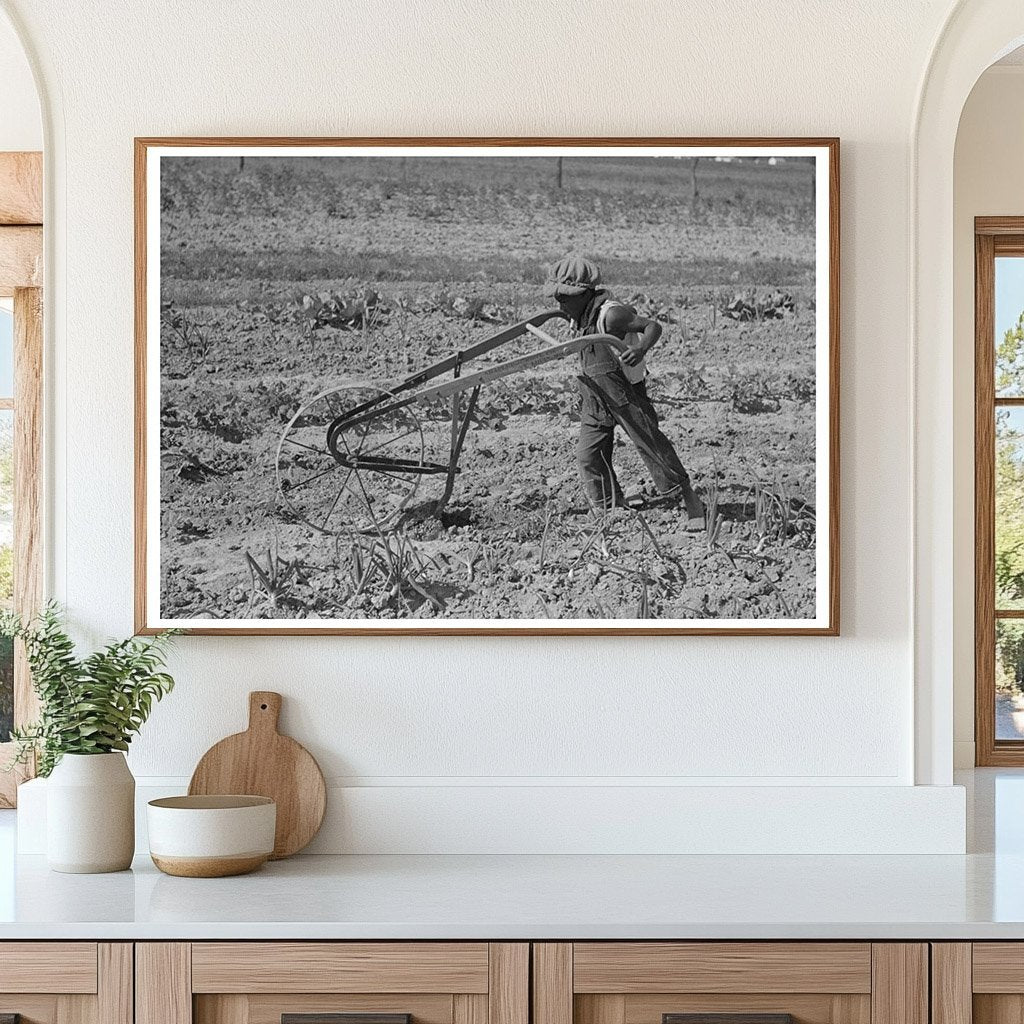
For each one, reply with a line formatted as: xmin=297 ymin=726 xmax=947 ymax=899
xmin=544 ymin=255 xmax=601 ymax=297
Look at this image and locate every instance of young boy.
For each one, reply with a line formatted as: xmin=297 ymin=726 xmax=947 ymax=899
xmin=545 ymin=255 xmax=704 ymax=520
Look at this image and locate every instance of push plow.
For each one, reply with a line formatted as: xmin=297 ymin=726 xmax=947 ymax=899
xmin=275 ymin=309 xmax=629 ymax=534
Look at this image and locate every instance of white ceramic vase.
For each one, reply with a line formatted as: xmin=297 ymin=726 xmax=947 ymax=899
xmin=46 ymin=752 xmax=135 ymax=873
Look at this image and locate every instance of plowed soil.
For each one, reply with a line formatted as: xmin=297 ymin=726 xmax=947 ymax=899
xmin=158 ymin=155 xmax=819 ymax=622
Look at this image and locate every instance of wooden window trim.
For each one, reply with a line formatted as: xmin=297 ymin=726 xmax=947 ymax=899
xmin=0 ymin=152 xmax=42 ymax=226
xmin=0 ymin=151 xmax=43 ymax=807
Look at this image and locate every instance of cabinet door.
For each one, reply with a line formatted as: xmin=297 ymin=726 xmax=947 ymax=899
xmin=942 ymin=943 xmax=1024 ymax=1024
xmin=533 ymin=944 xmax=927 ymax=1024
xmin=137 ymin=943 xmax=528 ymax=1024
xmin=0 ymin=943 xmax=131 ymax=1024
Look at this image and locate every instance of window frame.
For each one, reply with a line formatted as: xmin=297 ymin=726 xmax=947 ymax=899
xmin=0 ymin=151 xmax=43 ymax=807
xmin=975 ymin=217 xmax=1024 ymax=765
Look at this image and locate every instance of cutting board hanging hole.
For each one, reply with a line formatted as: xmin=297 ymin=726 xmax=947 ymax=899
xmin=250 ymin=691 xmax=282 ymax=731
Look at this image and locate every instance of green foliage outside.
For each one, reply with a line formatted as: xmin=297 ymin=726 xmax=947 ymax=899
xmin=0 ymin=603 xmax=179 ymax=776
xmin=998 ymin=621 xmax=1024 ymax=696
xmin=0 ymin=548 xmax=13 ymax=607
xmin=996 ymin=408 xmax=1024 ymax=609
xmin=996 ymin=311 xmax=1024 ymax=692
xmin=998 ymin=310 xmax=1024 ymax=396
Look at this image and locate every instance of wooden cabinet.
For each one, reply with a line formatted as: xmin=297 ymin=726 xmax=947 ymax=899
xmin=0 ymin=943 xmax=131 ymax=1024
xmin=0 ymin=938 xmax=947 ymax=1024
xmin=532 ymin=944 xmax=928 ymax=1024
xmin=136 ymin=944 xmax=527 ymax=1024
xmin=932 ymin=943 xmax=1024 ymax=1024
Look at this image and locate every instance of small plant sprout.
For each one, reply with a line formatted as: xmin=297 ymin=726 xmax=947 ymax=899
xmin=704 ymin=465 xmax=724 ymax=550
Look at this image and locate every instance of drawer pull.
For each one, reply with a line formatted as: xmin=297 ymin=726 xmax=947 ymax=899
xmin=283 ymin=1016 xmax=411 ymax=1024
xmin=664 ymin=1016 xmax=795 ymax=1024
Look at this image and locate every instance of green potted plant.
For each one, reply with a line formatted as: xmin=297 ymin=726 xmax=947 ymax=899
xmin=2 ymin=604 xmax=178 ymax=873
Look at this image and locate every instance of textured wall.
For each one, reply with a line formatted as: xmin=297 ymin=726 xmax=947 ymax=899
xmin=0 ymin=0 xmax=956 ymax=806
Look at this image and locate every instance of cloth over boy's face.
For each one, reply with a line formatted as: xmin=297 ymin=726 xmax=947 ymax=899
xmin=554 ymin=290 xmax=593 ymax=324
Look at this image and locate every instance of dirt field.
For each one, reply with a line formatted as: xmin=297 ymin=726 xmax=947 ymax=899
xmin=158 ymin=154 xmax=819 ymax=622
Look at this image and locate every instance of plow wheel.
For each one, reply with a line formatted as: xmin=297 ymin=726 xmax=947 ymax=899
xmin=276 ymin=385 xmax=430 ymax=535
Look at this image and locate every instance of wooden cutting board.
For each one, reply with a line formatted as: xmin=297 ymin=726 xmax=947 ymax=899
xmin=188 ymin=691 xmax=326 ymax=859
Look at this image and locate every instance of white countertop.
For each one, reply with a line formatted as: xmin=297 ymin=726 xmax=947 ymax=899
xmin=0 ymin=849 xmax=1022 ymax=940
xmin=1 ymin=769 xmax=1022 ymax=941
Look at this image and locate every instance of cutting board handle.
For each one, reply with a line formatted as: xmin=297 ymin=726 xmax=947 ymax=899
xmin=248 ymin=691 xmax=282 ymax=734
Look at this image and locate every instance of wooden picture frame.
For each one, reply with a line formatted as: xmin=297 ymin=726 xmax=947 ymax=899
xmin=135 ymin=137 xmax=840 ymax=636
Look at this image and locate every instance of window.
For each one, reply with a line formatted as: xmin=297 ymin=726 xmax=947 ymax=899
xmin=0 ymin=290 xmax=41 ymax=804
xmin=975 ymin=220 xmax=1024 ymax=764
xmin=0 ymin=151 xmax=42 ymax=806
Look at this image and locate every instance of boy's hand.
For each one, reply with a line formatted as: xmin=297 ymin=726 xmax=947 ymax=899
xmin=620 ymin=344 xmax=646 ymax=367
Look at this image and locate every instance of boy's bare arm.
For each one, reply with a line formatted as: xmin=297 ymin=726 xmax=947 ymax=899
xmin=604 ymin=305 xmax=663 ymax=366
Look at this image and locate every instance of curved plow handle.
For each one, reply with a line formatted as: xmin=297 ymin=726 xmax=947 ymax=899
xmin=586 ymin=331 xmax=630 ymax=353
xmin=526 ymin=323 xmax=629 ymax=353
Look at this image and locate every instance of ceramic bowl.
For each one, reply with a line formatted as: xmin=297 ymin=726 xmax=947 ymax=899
xmin=147 ymin=795 xmax=276 ymax=877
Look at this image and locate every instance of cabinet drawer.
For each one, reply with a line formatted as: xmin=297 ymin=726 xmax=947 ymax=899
xmin=936 ymin=942 xmax=1024 ymax=1024
xmin=0 ymin=942 xmax=98 ymax=994
xmin=191 ymin=944 xmax=491 ymax=994
xmin=140 ymin=943 xmax=528 ymax=1024
xmin=973 ymin=944 xmax=1024 ymax=992
xmin=534 ymin=944 xmax=925 ymax=1024
xmin=0 ymin=943 xmax=130 ymax=1024
xmin=572 ymin=944 xmax=872 ymax=994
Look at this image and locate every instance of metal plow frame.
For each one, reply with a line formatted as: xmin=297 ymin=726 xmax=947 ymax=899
xmin=279 ymin=309 xmax=628 ymax=532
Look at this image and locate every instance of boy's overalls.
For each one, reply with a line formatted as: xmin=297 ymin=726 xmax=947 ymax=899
xmin=575 ymin=289 xmax=697 ymax=510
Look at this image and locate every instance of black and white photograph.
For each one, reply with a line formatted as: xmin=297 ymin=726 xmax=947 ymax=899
xmin=137 ymin=140 xmax=838 ymax=634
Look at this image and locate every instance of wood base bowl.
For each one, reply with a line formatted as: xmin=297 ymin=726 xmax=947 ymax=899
xmin=150 ymin=853 xmax=269 ymax=878
xmin=147 ymin=795 xmax=276 ymax=878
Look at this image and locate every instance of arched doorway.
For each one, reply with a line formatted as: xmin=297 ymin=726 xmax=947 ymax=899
xmin=914 ymin=1 xmax=1024 ymax=785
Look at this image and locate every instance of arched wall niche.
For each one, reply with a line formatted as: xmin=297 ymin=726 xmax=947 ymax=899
xmin=914 ymin=1 xmax=1024 ymax=785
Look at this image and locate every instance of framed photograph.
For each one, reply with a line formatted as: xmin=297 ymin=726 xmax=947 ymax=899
xmin=135 ymin=137 xmax=839 ymax=635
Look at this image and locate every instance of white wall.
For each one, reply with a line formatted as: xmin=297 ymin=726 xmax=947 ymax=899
xmin=0 ymin=9 xmax=39 ymax=152
xmin=2 ymin=0 xmax=972 ymax=851
xmin=952 ymin=66 xmax=1024 ymax=767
